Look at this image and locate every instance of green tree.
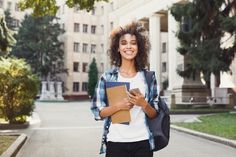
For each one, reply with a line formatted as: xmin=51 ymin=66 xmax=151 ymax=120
xmin=88 ymin=58 xmax=98 ymax=97
xmin=0 ymin=57 xmax=39 ymax=124
xmin=0 ymin=17 xmax=16 ymax=56
xmin=170 ymin=0 xmax=236 ymax=88
xmin=19 ymin=0 xmax=109 ymax=17
xmin=11 ymin=15 xmax=66 ymax=81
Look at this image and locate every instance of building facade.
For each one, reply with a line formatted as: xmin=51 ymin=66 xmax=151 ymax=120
xmin=1 ymin=0 xmax=235 ymax=101
xmin=56 ymin=0 xmax=112 ymax=99
xmin=107 ymin=0 xmax=236 ymax=103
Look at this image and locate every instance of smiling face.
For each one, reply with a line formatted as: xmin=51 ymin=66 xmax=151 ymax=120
xmin=118 ymin=33 xmax=138 ymax=61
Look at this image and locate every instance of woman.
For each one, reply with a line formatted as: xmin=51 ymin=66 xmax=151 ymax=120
xmin=91 ymin=21 xmax=159 ymax=157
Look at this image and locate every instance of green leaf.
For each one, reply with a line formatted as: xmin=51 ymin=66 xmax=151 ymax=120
xmin=19 ymin=0 xmax=109 ymax=17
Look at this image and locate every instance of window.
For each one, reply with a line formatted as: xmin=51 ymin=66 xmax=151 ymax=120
xmin=82 ymin=82 xmax=88 ymax=91
xmin=91 ymin=44 xmax=96 ymax=53
xmin=91 ymin=25 xmax=96 ymax=34
xmin=162 ymin=62 xmax=167 ymax=72
xmin=82 ymin=43 xmax=88 ymax=53
xmin=73 ymin=62 xmax=80 ymax=72
xmin=0 ymin=0 xmax=3 ymax=8
xmin=162 ymin=42 xmax=167 ymax=53
xmin=83 ymin=24 xmax=88 ymax=33
xmin=82 ymin=63 xmax=88 ymax=72
xmin=73 ymin=82 xmax=80 ymax=92
xmin=101 ymin=25 xmax=104 ymax=34
xmin=7 ymin=2 xmax=12 ymax=10
xmin=74 ymin=23 xmax=80 ymax=32
xmin=74 ymin=42 xmax=80 ymax=52
xmin=91 ymin=8 xmax=95 ymax=15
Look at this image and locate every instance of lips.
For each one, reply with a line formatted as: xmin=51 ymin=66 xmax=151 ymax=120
xmin=124 ymin=50 xmax=134 ymax=55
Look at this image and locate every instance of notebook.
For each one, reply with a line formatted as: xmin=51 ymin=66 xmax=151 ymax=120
xmin=105 ymin=82 xmax=131 ymax=124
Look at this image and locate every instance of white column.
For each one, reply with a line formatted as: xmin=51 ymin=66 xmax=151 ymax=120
xmin=210 ymin=73 xmax=215 ymax=97
xmin=49 ymin=81 xmax=56 ymax=100
xmin=167 ymin=10 xmax=179 ymax=91
xmin=149 ymin=14 xmax=161 ymax=88
xmin=56 ymin=82 xmax=64 ymax=100
xmin=39 ymin=81 xmax=48 ymax=100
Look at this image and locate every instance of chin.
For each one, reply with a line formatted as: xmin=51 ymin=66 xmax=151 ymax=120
xmin=123 ymin=57 xmax=136 ymax=61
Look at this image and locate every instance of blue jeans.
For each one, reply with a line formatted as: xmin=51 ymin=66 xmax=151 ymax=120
xmin=106 ymin=140 xmax=153 ymax=157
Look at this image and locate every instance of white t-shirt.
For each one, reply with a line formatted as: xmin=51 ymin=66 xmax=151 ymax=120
xmin=107 ymin=72 xmax=149 ymax=142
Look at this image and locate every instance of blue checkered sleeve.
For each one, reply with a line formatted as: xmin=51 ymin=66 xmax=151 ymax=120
xmin=149 ymin=73 xmax=159 ymax=111
xmin=91 ymin=73 xmax=107 ymax=120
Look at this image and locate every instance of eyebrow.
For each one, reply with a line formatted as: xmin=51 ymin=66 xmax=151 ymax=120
xmin=120 ymin=39 xmax=137 ymax=42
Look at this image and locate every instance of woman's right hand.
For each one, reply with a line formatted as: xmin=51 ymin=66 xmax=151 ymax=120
xmin=100 ymin=98 xmax=133 ymax=118
xmin=115 ymin=98 xmax=134 ymax=111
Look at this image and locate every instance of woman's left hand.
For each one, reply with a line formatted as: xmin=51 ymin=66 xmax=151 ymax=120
xmin=128 ymin=90 xmax=157 ymax=118
xmin=128 ymin=91 xmax=147 ymax=109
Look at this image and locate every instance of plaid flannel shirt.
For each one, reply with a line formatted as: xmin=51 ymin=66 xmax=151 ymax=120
xmin=91 ymin=67 xmax=159 ymax=154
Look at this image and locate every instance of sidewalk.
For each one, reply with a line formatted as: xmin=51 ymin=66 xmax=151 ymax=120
xmin=0 ymin=103 xmax=236 ymax=157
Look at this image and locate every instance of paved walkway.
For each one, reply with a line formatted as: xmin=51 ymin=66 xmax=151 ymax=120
xmin=2 ymin=101 xmax=235 ymax=157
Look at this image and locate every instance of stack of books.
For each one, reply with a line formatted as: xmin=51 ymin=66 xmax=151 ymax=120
xmin=106 ymin=82 xmax=131 ymax=124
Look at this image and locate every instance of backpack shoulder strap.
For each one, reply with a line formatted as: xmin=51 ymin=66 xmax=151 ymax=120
xmin=144 ymin=70 xmax=155 ymax=93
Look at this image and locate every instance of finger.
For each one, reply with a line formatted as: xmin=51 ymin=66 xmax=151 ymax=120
xmin=128 ymin=98 xmax=134 ymax=104
xmin=129 ymin=91 xmax=135 ymax=96
xmin=133 ymin=95 xmax=140 ymax=100
xmin=131 ymin=90 xmax=139 ymax=96
xmin=137 ymin=92 xmax=143 ymax=97
xmin=129 ymin=93 xmax=137 ymax=98
xmin=129 ymin=99 xmax=136 ymax=104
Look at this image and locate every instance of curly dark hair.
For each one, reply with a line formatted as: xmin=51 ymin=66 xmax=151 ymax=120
xmin=109 ymin=21 xmax=150 ymax=71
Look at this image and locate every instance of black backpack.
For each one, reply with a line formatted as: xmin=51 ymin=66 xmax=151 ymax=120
xmin=145 ymin=71 xmax=170 ymax=151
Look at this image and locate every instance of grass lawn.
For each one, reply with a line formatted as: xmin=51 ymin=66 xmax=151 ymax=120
xmin=0 ymin=135 xmax=18 ymax=155
xmin=174 ymin=112 xmax=236 ymax=140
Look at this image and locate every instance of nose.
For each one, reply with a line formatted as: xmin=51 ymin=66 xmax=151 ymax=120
xmin=126 ymin=43 xmax=131 ymax=48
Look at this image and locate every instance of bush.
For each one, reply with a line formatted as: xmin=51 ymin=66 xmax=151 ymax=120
xmin=0 ymin=57 xmax=39 ymax=124
xmin=88 ymin=58 xmax=98 ymax=97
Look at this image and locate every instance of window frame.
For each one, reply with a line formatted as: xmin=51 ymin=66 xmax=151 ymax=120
xmin=73 ymin=82 xmax=80 ymax=92
xmin=73 ymin=62 xmax=80 ymax=72
xmin=83 ymin=24 xmax=88 ymax=33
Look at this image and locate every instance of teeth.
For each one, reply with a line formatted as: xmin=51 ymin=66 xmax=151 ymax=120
xmin=125 ymin=51 xmax=133 ymax=54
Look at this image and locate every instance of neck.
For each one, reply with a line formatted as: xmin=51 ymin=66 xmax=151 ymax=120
xmin=120 ymin=59 xmax=136 ymax=73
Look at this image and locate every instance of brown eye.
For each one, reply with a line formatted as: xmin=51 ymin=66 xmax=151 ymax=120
xmin=131 ymin=41 xmax=137 ymax=45
xmin=120 ymin=41 xmax=127 ymax=45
